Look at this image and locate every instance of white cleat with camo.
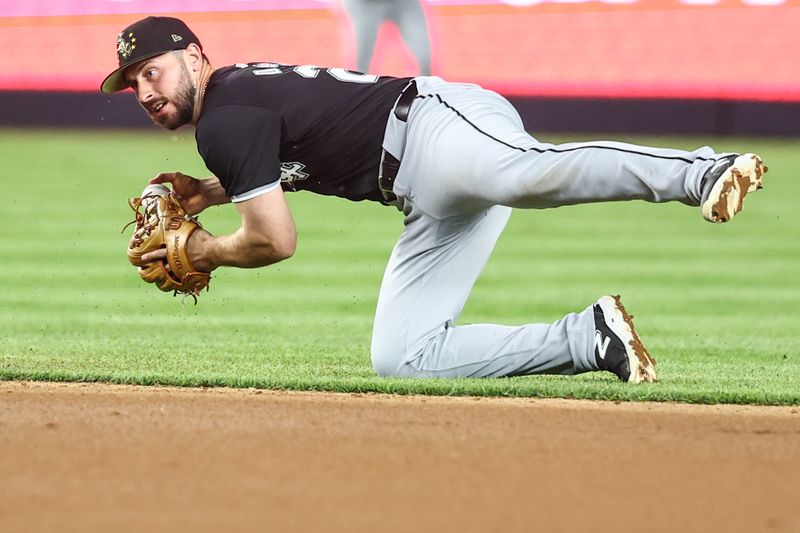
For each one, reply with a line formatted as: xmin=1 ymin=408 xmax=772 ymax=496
xmin=701 ymin=153 xmax=767 ymax=223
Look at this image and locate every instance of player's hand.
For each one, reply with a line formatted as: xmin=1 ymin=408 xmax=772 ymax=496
xmin=149 ymin=172 xmax=228 ymax=215
xmin=141 ymin=228 xmax=216 ymax=272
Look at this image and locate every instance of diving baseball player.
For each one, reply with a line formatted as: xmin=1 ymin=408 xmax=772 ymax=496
xmin=104 ymin=17 xmax=767 ymax=384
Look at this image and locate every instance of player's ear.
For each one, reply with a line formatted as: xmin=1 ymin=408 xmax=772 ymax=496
xmin=184 ymin=43 xmax=203 ymax=73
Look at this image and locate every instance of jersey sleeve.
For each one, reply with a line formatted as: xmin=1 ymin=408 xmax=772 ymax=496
xmin=195 ymin=104 xmax=282 ymax=202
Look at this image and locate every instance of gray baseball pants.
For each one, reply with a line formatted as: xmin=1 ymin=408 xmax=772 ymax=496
xmin=372 ymin=76 xmax=722 ymax=378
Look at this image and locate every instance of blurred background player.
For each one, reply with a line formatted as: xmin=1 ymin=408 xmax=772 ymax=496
xmin=341 ymin=0 xmax=432 ymax=75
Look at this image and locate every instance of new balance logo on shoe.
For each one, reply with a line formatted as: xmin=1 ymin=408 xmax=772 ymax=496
xmin=594 ymin=329 xmax=611 ymax=360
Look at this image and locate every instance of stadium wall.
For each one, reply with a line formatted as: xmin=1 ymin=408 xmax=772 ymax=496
xmin=1 ymin=91 xmax=798 ymax=136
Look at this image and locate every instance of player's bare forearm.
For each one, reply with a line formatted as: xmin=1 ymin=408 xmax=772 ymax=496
xmin=193 ymin=228 xmax=293 ymax=270
xmin=149 ymin=172 xmax=230 ymax=214
xmin=195 ymin=176 xmax=230 ymax=208
xmin=190 ymin=186 xmax=297 ymax=271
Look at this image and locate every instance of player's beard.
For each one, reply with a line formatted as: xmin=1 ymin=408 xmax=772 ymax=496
xmin=157 ymin=62 xmax=196 ymax=130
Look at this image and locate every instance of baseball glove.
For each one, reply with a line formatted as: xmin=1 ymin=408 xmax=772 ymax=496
xmin=125 ymin=185 xmax=210 ymax=300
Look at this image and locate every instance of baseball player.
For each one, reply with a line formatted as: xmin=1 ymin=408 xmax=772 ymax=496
xmin=341 ymin=0 xmax=432 ymax=75
xmin=104 ymin=17 xmax=767 ymax=384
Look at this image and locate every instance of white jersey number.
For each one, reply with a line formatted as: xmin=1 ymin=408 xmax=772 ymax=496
xmin=238 ymin=63 xmax=378 ymax=84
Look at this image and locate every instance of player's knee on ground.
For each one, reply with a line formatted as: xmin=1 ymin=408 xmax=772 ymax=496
xmin=370 ymin=343 xmax=405 ymax=377
xmin=371 ymin=337 xmax=426 ymax=377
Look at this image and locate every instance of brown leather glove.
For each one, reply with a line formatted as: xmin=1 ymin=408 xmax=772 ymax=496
xmin=125 ymin=186 xmax=210 ymax=299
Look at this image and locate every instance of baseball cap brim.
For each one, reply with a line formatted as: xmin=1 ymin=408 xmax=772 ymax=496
xmin=100 ymin=50 xmax=171 ymax=93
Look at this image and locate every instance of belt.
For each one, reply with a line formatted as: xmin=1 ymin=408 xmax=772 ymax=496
xmin=393 ymin=80 xmax=417 ymax=122
xmin=379 ymin=81 xmax=418 ymax=206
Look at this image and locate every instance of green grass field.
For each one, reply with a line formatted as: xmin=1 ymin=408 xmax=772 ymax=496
xmin=1 ymin=128 xmax=798 ymax=404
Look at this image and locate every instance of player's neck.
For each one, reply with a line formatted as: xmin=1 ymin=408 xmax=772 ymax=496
xmin=192 ymin=62 xmax=215 ymax=126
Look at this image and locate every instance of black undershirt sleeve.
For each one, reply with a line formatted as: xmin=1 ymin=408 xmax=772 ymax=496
xmin=195 ymin=104 xmax=282 ymax=200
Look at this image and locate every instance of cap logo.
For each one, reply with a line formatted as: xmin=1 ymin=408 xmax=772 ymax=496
xmin=117 ymin=31 xmax=137 ymax=60
xmin=171 ymin=34 xmax=183 ymax=43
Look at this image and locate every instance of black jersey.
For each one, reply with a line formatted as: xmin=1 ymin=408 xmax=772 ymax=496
xmin=195 ymin=63 xmax=411 ymax=204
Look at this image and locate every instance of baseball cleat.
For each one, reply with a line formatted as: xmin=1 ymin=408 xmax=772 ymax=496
xmin=593 ymin=295 xmax=657 ymax=384
xmin=700 ymin=153 xmax=767 ymax=223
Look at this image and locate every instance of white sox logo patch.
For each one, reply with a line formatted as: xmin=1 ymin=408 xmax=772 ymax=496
xmin=117 ymin=32 xmax=136 ymax=59
xmin=280 ymin=162 xmax=310 ymax=185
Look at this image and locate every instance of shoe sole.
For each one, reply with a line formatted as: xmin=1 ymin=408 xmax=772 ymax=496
xmin=701 ymin=153 xmax=767 ymax=223
xmin=596 ymin=295 xmax=657 ymax=384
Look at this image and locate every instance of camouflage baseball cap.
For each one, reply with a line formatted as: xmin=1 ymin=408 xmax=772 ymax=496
xmin=100 ymin=16 xmax=202 ymax=93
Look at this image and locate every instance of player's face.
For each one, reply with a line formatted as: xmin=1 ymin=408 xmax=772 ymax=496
xmin=125 ymin=52 xmax=196 ymax=130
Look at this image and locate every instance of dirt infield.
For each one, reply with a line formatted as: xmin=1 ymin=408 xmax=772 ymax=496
xmin=1 ymin=381 xmax=798 ymax=533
